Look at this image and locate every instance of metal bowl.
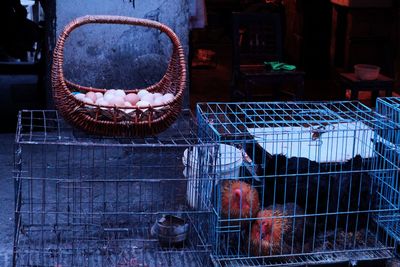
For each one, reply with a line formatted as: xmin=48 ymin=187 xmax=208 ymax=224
xmin=150 ymin=215 xmax=189 ymax=245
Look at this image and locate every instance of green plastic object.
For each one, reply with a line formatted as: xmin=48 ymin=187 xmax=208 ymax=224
xmin=264 ymin=61 xmax=296 ymax=71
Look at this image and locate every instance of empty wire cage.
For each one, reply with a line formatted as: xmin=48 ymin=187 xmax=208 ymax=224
xmin=13 ymin=110 xmax=214 ymax=267
xmin=374 ymin=97 xmax=400 ymax=242
xmin=196 ymin=101 xmax=398 ymax=266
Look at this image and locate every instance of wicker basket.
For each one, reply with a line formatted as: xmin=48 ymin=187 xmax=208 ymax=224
xmin=52 ymin=15 xmax=186 ymax=137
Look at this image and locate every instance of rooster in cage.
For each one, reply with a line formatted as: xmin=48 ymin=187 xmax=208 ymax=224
xmin=326 ymin=155 xmax=376 ymax=230
xmin=219 ymin=180 xmax=260 ymax=256
xmin=220 ymin=180 xmax=260 ymax=221
xmin=259 ymin=153 xmax=376 ymax=230
xmin=249 ymin=203 xmax=307 ymax=256
xmin=260 ymin=154 xmax=330 ymax=215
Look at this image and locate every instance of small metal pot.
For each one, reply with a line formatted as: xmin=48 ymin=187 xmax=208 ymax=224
xmin=150 ymin=215 xmax=189 ymax=246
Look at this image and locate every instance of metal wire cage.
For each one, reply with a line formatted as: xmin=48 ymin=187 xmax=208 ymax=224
xmin=13 ymin=110 xmax=213 ymax=267
xmin=196 ymin=101 xmax=398 ymax=266
xmin=374 ymin=97 xmax=400 ymax=242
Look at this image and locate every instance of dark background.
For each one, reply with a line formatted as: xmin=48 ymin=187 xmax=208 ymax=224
xmin=190 ymin=0 xmax=400 ymax=107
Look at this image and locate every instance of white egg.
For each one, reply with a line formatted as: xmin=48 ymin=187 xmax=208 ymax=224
xmin=85 ymin=91 xmax=97 ymax=102
xmin=137 ymin=90 xmax=149 ymax=98
xmin=153 ymin=97 xmax=164 ymax=110
xmin=153 ymin=93 xmax=163 ymax=99
xmin=125 ymin=93 xmax=140 ymax=105
xmin=141 ymin=93 xmax=154 ymax=103
xmin=74 ymin=93 xmax=85 ymax=100
xmin=109 ymin=96 xmax=125 ymax=107
xmin=83 ymin=97 xmax=94 ymax=105
xmin=163 ymin=93 xmax=174 ymax=98
xmin=162 ymin=93 xmax=174 ymax=103
xmin=104 ymin=93 xmax=115 ymax=102
xmin=95 ymin=92 xmax=104 ymax=99
xmin=123 ymin=102 xmax=134 ymax=113
xmin=114 ymin=89 xmax=126 ymax=97
xmin=137 ymin=100 xmax=150 ymax=108
xmin=104 ymin=89 xmax=116 ymax=97
xmin=96 ymin=98 xmax=109 ymax=106
xmin=153 ymin=97 xmax=164 ymax=106
xmin=97 ymin=99 xmax=110 ymax=110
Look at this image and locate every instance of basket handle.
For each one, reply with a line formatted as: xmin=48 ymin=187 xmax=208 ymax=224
xmin=52 ymin=15 xmax=186 ymax=95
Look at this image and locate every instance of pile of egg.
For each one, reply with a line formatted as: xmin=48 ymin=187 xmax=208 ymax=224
xmin=73 ymin=89 xmax=175 ymax=111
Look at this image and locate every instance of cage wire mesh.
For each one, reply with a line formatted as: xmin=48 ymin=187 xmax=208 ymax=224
xmin=374 ymin=97 xmax=400 ymax=242
xmin=196 ymin=101 xmax=398 ymax=266
xmin=13 ymin=110 xmax=214 ymax=267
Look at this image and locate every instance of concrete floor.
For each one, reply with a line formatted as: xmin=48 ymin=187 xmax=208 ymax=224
xmin=0 ymin=134 xmax=16 ymax=267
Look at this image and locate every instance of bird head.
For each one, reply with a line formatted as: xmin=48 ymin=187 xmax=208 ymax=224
xmin=234 ymin=188 xmax=250 ymax=212
xmin=260 ymin=220 xmax=273 ymax=240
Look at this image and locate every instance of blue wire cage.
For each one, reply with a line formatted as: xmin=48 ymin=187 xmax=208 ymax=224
xmin=13 ymin=110 xmax=214 ymax=267
xmin=374 ymin=97 xmax=400 ymax=242
xmin=196 ymin=101 xmax=398 ymax=266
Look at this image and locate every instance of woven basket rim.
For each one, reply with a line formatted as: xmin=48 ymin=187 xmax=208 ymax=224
xmin=51 ymin=15 xmax=186 ymax=136
xmin=52 ymin=15 xmax=186 ymax=107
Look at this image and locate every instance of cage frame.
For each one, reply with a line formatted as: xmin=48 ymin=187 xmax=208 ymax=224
xmin=13 ymin=109 xmax=214 ymax=267
xmin=196 ymin=101 xmax=399 ymax=266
